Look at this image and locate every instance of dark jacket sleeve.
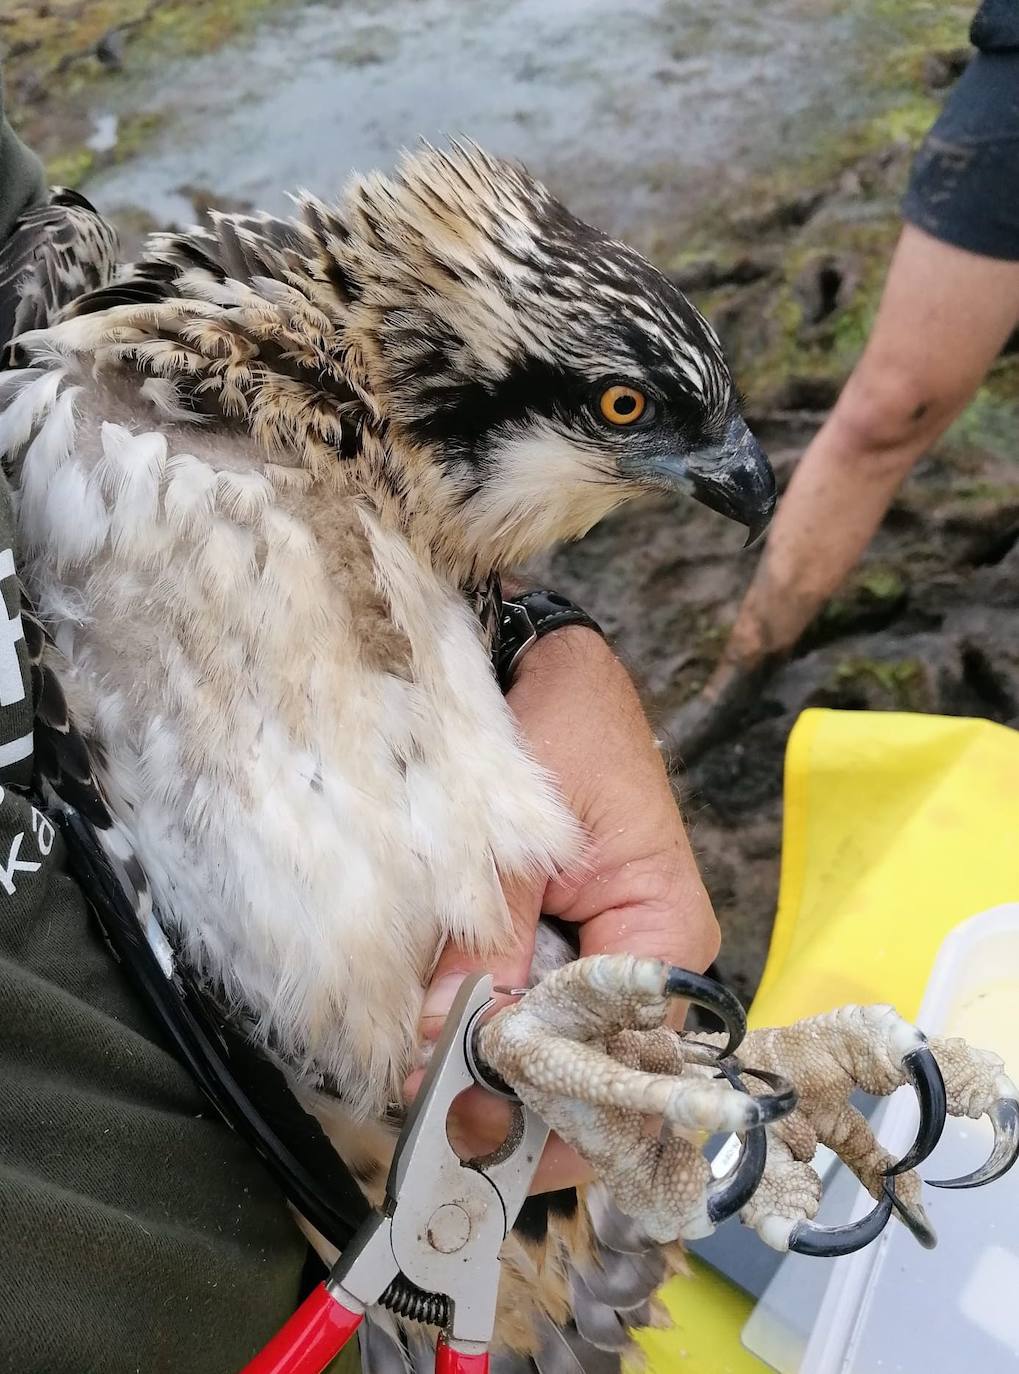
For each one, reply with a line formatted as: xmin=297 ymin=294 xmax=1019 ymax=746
xmin=0 ymin=70 xmax=46 ymax=242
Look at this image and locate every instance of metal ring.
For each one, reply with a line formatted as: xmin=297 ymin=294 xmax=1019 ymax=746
xmin=463 ymin=1003 xmax=522 ymax=1103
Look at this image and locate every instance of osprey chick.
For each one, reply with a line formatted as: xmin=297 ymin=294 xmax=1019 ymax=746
xmin=0 ymin=148 xmax=1015 ymax=1374
xmin=1 ymin=143 xmax=775 ymax=1116
xmin=0 ymin=145 xmax=776 ymax=1363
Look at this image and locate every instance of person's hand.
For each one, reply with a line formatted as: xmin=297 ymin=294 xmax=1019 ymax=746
xmin=404 ymin=625 xmax=719 ymax=1192
xmin=663 ymin=651 xmax=776 ymax=767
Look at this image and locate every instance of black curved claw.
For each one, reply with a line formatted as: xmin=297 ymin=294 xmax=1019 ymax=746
xmin=928 ymin=1096 xmax=1019 ymax=1190
xmin=714 ymin=1059 xmax=798 ymax=1125
xmin=665 ymin=967 xmax=747 ymax=1058
xmin=883 ymin=1044 xmax=948 ymax=1178
xmin=706 ymin=1060 xmax=769 ymax=1225
xmin=882 ymin=1179 xmax=937 ymax=1248
xmin=731 ymin=1064 xmax=799 ymax=1125
xmin=707 ymin=1126 xmax=767 ymax=1226
xmin=788 ymin=1184 xmax=895 ymax=1258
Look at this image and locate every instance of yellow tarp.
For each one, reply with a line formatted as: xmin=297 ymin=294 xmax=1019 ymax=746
xmin=637 ymin=708 xmax=1019 ymax=1372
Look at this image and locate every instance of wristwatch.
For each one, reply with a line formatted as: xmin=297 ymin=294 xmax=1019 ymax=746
xmin=494 ymin=588 xmax=605 ymax=691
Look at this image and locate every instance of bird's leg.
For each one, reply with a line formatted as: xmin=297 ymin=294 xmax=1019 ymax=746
xmin=477 ymin=956 xmax=794 ymax=1243
xmin=695 ymin=1006 xmax=1019 ymax=1255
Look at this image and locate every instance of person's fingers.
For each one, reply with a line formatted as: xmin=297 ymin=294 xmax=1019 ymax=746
xmin=543 ymin=841 xmax=719 ymax=1035
xmin=417 ymin=867 xmax=545 ymax=1042
xmin=528 ymin=1135 xmax=594 ymax=1193
xmin=400 ymin=1066 xmax=594 ymax=1193
xmin=407 ymin=866 xmax=559 ymax=1172
xmin=575 ymin=893 xmax=720 ymax=973
xmin=407 ymin=867 xmax=596 ymax=1191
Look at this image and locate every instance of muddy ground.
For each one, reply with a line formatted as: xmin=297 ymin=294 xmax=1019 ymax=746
xmin=3 ymin=0 xmax=1015 ymax=1003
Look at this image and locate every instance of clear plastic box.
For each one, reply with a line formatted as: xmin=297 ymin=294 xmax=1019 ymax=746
xmin=745 ymin=904 xmax=1019 ymax=1373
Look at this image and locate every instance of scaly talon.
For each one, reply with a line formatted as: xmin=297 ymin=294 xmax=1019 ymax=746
xmin=478 ymin=960 xmax=1017 ymax=1254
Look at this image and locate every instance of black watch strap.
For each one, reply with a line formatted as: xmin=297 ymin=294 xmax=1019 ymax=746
xmin=495 ymin=589 xmax=604 ymax=691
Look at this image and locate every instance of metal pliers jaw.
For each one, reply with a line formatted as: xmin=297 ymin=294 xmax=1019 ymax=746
xmin=241 ymin=974 xmax=549 ymax=1374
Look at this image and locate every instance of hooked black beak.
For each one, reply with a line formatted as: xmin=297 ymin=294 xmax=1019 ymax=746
xmin=626 ymin=416 xmax=777 ymax=547
xmin=688 ymin=417 xmax=777 ymax=547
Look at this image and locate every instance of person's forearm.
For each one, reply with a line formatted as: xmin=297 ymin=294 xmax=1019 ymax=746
xmin=719 ymin=225 xmax=1019 ymax=672
xmin=722 ymin=409 xmax=929 ymax=666
xmin=509 ymin=624 xmax=718 ymax=972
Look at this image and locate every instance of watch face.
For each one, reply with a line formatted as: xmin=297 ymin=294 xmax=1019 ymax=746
xmin=496 ymin=601 xmax=539 ymax=689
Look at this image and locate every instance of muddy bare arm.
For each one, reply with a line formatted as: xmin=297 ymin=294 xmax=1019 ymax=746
xmin=668 ymin=224 xmax=1019 ymax=761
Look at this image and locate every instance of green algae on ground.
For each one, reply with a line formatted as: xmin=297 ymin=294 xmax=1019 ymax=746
xmin=940 ymin=361 xmax=1019 ymax=462
xmin=139 ymin=0 xmax=289 ymax=58
xmin=829 ymin=655 xmax=932 ymax=712
xmin=44 ymin=143 xmax=95 ymax=187
xmin=42 ymin=109 xmax=165 ymax=187
xmin=799 ymin=566 xmax=909 ymax=653
xmin=110 ymin=108 xmax=163 ymax=160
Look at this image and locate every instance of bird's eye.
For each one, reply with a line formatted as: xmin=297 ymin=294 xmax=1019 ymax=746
xmin=598 ymin=384 xmax=648 ymax=427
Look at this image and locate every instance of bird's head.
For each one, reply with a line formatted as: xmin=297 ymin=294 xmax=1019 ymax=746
xmin=334 ymin=144 xmax=776 ymax=572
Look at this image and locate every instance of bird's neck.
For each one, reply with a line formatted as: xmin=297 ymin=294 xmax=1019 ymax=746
xmin=351 ymin=451 xmax=506 ymax=595
xmin=331 ymin=370 xmax=503 ymax=596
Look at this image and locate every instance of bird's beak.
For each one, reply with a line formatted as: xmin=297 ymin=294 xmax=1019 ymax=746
xmin=626 ymin=416 xmax=777 ymax=547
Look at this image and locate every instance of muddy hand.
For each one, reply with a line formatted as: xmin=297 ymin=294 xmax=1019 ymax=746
xmin=663 ymin=657 xmax=777 ymax=767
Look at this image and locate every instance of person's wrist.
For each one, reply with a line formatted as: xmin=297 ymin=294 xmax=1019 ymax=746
xmin=507 ymin=619 xmax=611 ymax=683
xmin=494 ymin=587 xmax=605 ymax=691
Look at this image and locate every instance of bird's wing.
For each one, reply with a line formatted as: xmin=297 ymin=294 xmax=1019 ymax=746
xmin=0 ymin=186 xmax=120 ymax=826
xmin=0 ymin=187 xmax=157 ymax=944
xmin=43 ymin=203 xmax=368 ymax=463
xmin=21 ymin=598 xmax=110 ymax=828
xmin=0 ymin=188 xmax=119 ymax=350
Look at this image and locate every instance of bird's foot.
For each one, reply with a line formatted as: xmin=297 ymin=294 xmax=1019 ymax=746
xmin=478 ymin=962 xmax=1019 ymax=1254
xmin=698 ymin=1005 xmax=1019 ymax=1256
xmin=477 ymin=955 xmax=794 ymax=1244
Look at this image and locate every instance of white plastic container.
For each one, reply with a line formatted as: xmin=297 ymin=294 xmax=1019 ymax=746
xmin=794 ymin=904 xmax=1019 ymax=1373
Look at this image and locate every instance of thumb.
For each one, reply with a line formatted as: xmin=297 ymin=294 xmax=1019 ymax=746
xmin=418 ymin=869 xmax=545 ymax=1041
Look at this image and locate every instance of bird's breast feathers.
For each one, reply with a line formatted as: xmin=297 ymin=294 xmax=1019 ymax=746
xmin=0 ymin=360 xmax=580 ymax=1115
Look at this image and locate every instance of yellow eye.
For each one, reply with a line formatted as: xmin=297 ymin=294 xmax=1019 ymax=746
xmin=599 ymin=384 xmax=647 ymax=426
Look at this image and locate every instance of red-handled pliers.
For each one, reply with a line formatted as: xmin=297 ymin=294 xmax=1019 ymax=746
xmin=241 ymin=973 xmax=549 ymax=1374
